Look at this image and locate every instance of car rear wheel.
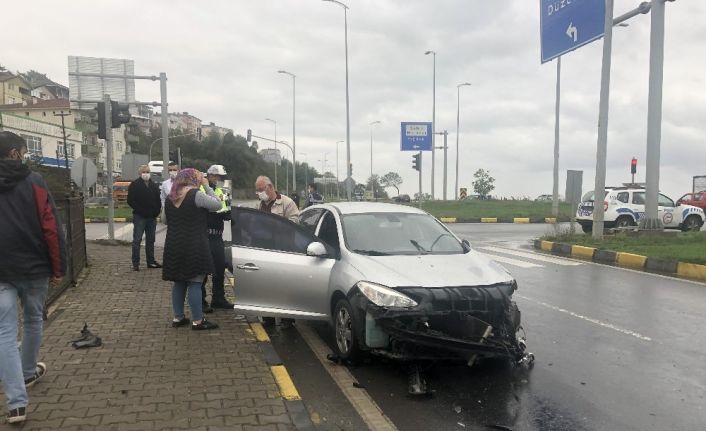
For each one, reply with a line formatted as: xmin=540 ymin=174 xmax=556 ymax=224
xmin=333 ymin=298 xmax=362 ymax=361
xmin=682 ymin=215 xmax=702 ymax=232
xmin=615 ymin=216 xmax=635 ymax=228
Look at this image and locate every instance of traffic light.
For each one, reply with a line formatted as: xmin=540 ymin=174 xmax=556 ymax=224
xmin=630 ymin=157 xmax=637 ymax=175
xmin=246 ymin=129 xmax=252 ymax=142
xmin=412 ymin=153 xmax=421 ymax=171
xmin=96 ymin=102 xmax=107 ymax=139
xmin=110 ymin=101 xmax=131 ymax=126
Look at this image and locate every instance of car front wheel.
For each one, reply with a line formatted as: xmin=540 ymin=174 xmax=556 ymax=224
xmin=681 ymin=215 xmax=703 ymax=232
xmin=615 ymin=215 xmax=635 ymax=228
xmin=333 ymin=298 xmax=362 ymax=361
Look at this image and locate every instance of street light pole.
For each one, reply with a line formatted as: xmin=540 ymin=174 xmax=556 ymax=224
xmin=278 ymin=70 xmax=296 ymax=196
xmin=323 ymin=0 xmax=351 ymax=200
xmin=455 ymin=82 xmax=471 ymax=201
xmin=336 ymin=140 xmax=343 ymax=200
xmin=369 ymin=120 xmax=380 ymax=195
xmin=265 ymin=118 xmax=277 ymax=190
xmin=425 ymin=50 xmax=436 ymax=200
xmin=552 ymin=57 xmax=561 ymax=217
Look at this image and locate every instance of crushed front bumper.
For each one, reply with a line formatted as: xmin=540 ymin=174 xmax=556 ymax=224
xmin=350 ymin=283 xmax=529 ymax=363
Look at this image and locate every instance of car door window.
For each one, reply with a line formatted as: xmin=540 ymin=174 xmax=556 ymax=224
xmin=658 ymin=193 xmax=675 ymax=208
xmin=300 ymin=208 xmax=324 ymax=233
xmin=616 ymin=192 xmax=629 ymax=203
xmin=232 ymin=207 xmax=317 ymax=254
xmin=694 ymin=193 xmax=703 ymax=201
xmin=317 ymin=211 xmax=341 ymax=255
xmin=632 ymin=192 xmax=645 ymax=205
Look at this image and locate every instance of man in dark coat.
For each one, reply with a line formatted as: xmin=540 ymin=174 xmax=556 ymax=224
xmin=0 ymin=131 xmax=66 ymax=424
xmin=127 ymin=165 xmax=161 ymax=271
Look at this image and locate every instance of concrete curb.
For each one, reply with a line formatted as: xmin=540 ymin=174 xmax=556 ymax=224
xmin=85 ymin=217 xmax=162 ymax=223
xmin=441 ymin=216 xmax=571 ymax=224
xmin=534 ymin=240 xmax=706 ymax=282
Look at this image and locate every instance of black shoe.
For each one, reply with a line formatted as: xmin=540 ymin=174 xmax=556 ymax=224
xmin=211 ymin=300 xmax=234 ymax=309
xmin=25 ymin=362 xmax=46 ymax=388
xmin=192 ymin=319 xmax=219 ymax=330
xmin=172 ymin=317 xmax=190 ymax=328
xmin=6 ymin=406 xmax=26 ymax=424
xmin=132 ymin=265 xmax=139 ymax=271
xmin=202 ymin=303 xmax=214 ymax=314
xmin=147 ymin=262 xmax=162 ymax=268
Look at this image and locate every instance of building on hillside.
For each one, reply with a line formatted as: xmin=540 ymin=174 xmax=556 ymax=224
xmin=153 ymin=112 xmax=202 ymax=136
xmin=259 ymin=148 xmax=282 ymax=164
xmin=0 ymin=98 xmax=75 ymax=127
xmin=0 ymin=110 xmax=83 ymax=169
xmin=0 ymin=72 xmax=32 ymax=105
xmin=21 ymin=72 xmax=70 ymax=100
xmin=201 ymin=122 xmax=233 ymax=139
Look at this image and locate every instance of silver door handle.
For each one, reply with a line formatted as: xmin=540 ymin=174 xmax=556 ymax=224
xmin=236 ymin=263 xmax=260 ymax=271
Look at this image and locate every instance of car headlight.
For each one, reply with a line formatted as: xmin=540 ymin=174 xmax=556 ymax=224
xmin=356 ymin=281 xmax=418 ymax=308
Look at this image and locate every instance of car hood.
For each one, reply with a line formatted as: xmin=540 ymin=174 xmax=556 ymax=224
xmin=345 ymin=250 xmax=514 ymax=288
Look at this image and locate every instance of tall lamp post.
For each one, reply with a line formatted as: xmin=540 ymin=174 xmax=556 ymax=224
xmin=322 ymin=0 xmax=351 ymax=200
xmin=369 ymin=120 xmax=380 ymax=195
xmin=455 ymin=82 xmax=471 ymax=200
xmin=265 ymin=118 xmax=277 ymax=190
xmin=277 ymin=70 xmax=296 ymax=195
xmin=425 ymin=50 xmax=436 ymax=200
xmin=336 ymin=140 xmax=343 ymax=200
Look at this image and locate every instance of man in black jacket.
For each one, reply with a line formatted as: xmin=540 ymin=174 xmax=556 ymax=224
xmin=0 ymin=131 xmax=66 ymax=424
xmin=127 ymin=165 xmax=161 ymax=271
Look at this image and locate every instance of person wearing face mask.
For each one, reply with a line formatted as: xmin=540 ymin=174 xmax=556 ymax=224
xmin=255 ymin=175 xmax=300 ymax=223
xmin=0 ymin=131 xmax=66 ymax=424
xmin=127 ymin=165 xmax=162 ymax=271
xmin=199 ymin=165 xmax=233 ymax=311
xmin=159 ymin=162 xmax=179 ymax=221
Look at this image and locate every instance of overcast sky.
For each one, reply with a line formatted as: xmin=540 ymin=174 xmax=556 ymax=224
xmin=4 ymin=0 xmax=705 ymax=198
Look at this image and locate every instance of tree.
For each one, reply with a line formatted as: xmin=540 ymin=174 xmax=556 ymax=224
xmin=380 ymin=172 xmax=403 ymax=196
xmin=472 ymin=169 xmax=495 ymax=199
xmin=366 ymin=174 xmax=388 ymax=199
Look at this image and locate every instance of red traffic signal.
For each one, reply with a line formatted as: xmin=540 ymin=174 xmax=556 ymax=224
xmin=630 ymin=157 xmax=637 ymax=175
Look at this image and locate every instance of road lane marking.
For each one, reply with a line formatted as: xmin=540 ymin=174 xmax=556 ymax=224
xmin=480 ymin=253 xmax=544 ymax=268
xmin=249 ymin=322 xmax=271 ymax=342
xmin=516 ymin=294 xmax=652 ymax=342
xmin=297 ymin=323 xmax=399 ymax=431
xmin=270 ymin=365 xmax=302 ymax=400
xmin=478 ymin=246 xmax=582 ymax=266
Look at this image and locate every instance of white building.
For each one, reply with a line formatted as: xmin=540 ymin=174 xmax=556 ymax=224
xmin=259 ymin=148 xmax=282 ymax=164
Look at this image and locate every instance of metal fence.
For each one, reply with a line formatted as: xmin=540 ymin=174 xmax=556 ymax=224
xmin=50 ymin=195 xmax=87 ymax=305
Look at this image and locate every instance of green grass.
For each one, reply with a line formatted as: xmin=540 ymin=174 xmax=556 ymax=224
xmin=544 ymin=230 xmax=706 ymax=265
xmin=401 ymin=200 xmax=574 ymax=219
xmin=84 ymin=206 xmax=133 ymax=219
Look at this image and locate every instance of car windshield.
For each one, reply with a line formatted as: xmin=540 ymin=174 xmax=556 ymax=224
xmin=342 ymin=212 xmax=463 ymax=255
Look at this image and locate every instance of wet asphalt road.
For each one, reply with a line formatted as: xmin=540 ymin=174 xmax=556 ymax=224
xmin=264 ymin=223 xmax=706 ymax=431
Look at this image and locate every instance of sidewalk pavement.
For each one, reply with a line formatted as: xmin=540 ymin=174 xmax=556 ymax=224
xmin=1 ymin=242 xmax=296 ymax=431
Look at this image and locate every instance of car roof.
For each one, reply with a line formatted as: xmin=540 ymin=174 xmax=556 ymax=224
xmin=321 ymin=201 xmax=428 ymax=215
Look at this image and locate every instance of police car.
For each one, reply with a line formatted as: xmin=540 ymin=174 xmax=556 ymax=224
xmin=576 ymin=187 xmax=705 ymax=233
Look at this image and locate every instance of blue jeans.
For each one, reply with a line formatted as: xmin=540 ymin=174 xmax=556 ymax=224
xmin=0 ymin=278 xmax=48 ymax=410
xmin=172 ymin=281 xmax=203 ymax=322
xmin=132 ymin=213 xmax=157 ymax=266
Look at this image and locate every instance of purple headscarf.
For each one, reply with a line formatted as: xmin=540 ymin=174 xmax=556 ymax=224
xmin=168 ymin=168 xmax=201 ymax=203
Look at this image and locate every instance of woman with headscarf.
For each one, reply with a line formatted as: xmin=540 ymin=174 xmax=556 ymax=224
xmin=162 ymin=168 xmax=223 ymax=330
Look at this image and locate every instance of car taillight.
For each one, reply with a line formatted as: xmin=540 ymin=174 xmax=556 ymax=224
xmin=604 ymin=201 xmax=609 ymax=211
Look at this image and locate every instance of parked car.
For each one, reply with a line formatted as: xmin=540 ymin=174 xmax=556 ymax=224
xmin=392 ymin=194 xmax=411 ymax=203
xmin=576 ymin=187 xmax=705 ymax=233
xmin=229 ymin=203 xmax=532 ymax=367
xmin=676 ymin=192 xmax=706 ymax=210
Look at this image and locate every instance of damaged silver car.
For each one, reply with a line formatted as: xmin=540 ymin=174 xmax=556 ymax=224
xmin=230 ymin=203 xmax=533 ymax=372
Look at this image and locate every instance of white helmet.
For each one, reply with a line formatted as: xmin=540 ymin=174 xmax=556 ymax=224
xmin=207 ymin=164 xmax=227 ymax=176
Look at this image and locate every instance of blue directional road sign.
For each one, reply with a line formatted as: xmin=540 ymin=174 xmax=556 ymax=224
xmin=400 ymin=122 xmax=432 ymax=151
xmin=540 ymin=0 xmax=606 ymax=63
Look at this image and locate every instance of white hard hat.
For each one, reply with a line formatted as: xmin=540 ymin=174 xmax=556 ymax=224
xmin=207 ymin=164 xmax=227 ymax=176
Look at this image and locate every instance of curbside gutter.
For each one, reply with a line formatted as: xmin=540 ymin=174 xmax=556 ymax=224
xmin=534 ymin=240 xmax=706 ymax=282
xmin=441 ymin=216 xmax=570 ymax=224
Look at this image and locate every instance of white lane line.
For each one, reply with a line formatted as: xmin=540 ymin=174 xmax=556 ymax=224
xmin=516 ymin=294 xmax=652 ymax=342
xmin=480 ymin=253 xmax=544 ymax=269
xmin=477 ymin=246 xmax=582 ymax=266
xmin=296 ymin=323 xmax=398 ymax=431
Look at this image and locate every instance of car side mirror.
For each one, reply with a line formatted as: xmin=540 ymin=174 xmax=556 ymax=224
xmin=307 ymin=241 xmax=328 ymax=258
xmin=461 ymin=239 xmax=472 ymax=253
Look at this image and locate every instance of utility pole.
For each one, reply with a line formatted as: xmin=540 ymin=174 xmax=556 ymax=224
xmin=159 ymin=73 xmax=169 ymax=182
xmin=425 ymin=50 xmax=437 ymax=200
xmin=552 ymin=57 xmax=561 ymax=217
xmin=103 ymin=94 xmax=115 ymax=240
xmin=418 ymin=152 xmax=423 ymax=208
xmin=53 ymin=111 xmax=72 ymax=188
xmin=435 ymin=130 xmax=448 ymax=200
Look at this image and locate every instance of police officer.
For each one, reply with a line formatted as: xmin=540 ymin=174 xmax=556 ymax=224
xmin=200 ymin=165 xmax=233 ymax=311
